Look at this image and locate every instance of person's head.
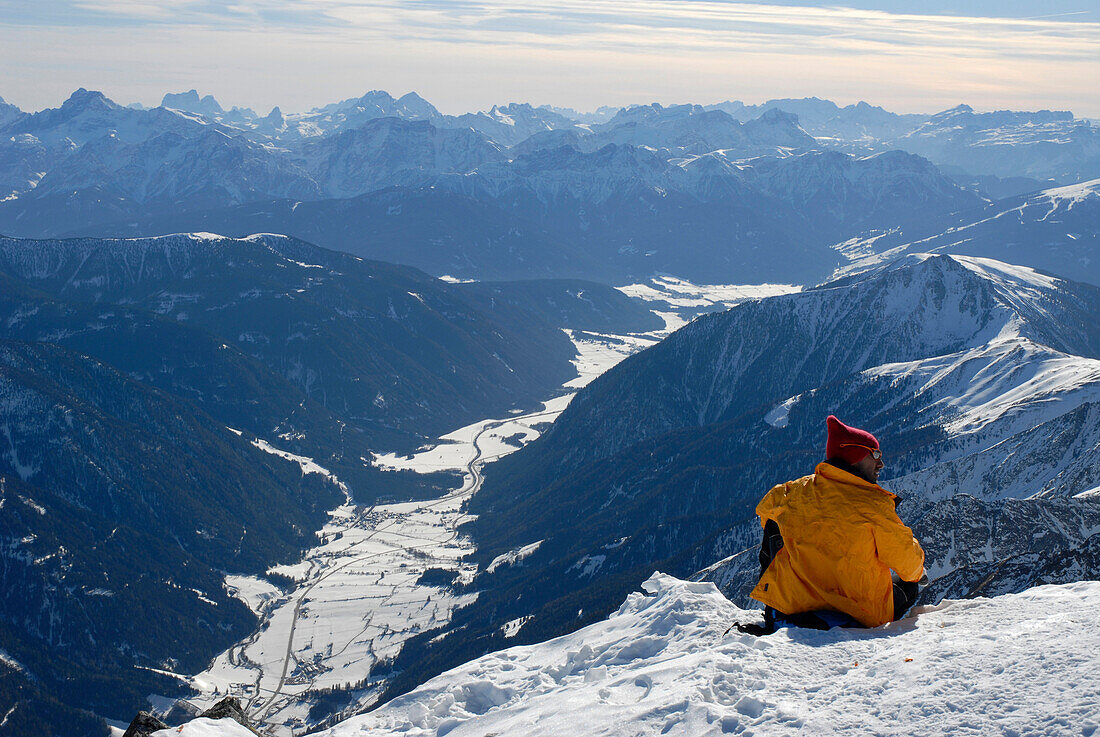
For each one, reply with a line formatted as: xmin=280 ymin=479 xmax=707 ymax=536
xmin=825 ymin=415 xmax=883 ymax=484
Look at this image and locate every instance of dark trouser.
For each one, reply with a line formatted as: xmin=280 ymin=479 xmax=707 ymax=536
xmin=764 ymin=580 xmax=921 ymax=632
xmin=892 ymin=580 xmax=919 ymax=620
xmin=763 ymin=607 xmax=851 ymax=631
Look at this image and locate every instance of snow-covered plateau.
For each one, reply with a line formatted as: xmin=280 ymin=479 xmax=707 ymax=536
xmin=158 ymin=574 xmax=1100 ymax=737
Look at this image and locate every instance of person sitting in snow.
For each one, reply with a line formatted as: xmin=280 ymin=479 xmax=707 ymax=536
xmin=750 ymin=415 xmax=925 ymax=631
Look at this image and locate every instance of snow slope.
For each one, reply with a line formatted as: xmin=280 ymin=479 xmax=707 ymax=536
xmin=305 ymin=574 xmax=1099 ymax=737
xmin=152 ymin=718 xmax=255 ymax=737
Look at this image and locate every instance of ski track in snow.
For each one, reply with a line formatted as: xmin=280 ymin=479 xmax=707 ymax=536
xmin=177 ymin=279 xmax=760 ymax=735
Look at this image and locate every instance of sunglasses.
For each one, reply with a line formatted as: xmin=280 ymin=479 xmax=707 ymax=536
xmin=840 ymin=443 xmax=882 ymax=460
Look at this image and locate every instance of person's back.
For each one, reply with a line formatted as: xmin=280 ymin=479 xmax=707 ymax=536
xmin=750 ymin=415 xmax=925 ymax=629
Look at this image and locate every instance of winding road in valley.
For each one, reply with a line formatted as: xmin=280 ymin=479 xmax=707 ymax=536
xmin=248 ymin=407 xmax=559 ymax=733
xmin=195 ymin=329 xmax=672 ymax=736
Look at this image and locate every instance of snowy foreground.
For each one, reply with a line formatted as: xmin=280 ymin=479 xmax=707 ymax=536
xmin=157 ymin=574 xmax=1099 ymax=737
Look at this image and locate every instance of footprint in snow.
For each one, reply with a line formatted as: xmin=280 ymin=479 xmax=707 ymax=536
xmin=599 ymin=675 xmax=654 ymax=704
xmin=734 ymin=694 xmax=768 ymax=719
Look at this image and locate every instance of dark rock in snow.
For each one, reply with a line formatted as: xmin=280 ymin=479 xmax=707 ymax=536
xmin=122 ymin=711 xmax=168 ymax=737
xmin=199 ymin=696 xmax=260 ymax=733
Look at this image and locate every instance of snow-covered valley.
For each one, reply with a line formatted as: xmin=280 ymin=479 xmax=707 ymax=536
xmin=185 ymin=490 xmax=478 ymax=734
xmin=166 ymin=280 xmax=790 ymax=736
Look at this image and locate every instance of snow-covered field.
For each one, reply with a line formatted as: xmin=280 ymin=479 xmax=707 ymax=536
xmin=185 ymin=487 xmax=479 ymax=733
xmin=618 ymin=276 xmax=800 ymax=312
xmin=168 ymin=278 xmax=767 ymax=735
xmin=373 ymin=270 xmax=791 ymax=478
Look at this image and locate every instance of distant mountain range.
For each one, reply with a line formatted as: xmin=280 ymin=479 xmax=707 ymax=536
xmin=0 ymin=232 xmax=655 ymax=736
xmin=76 ymin=145 xmax=982 ymax=284
xmin=895 ymin=105 xmax=1100 ymax=185
xmin=708 ymin=97 xmax=927 ymax=143
xmin=371 ymin=253 xmax=1100 ymax=711
xmin=2 ymin=89 xmax=1097 ymax=284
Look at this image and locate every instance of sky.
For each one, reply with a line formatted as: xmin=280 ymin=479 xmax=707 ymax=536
xmin=1 ymin=0 xmax=1098 ymax=117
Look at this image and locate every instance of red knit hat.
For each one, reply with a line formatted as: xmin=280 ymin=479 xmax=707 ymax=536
xmin=825 ymin=415 xmax=879 ymax=464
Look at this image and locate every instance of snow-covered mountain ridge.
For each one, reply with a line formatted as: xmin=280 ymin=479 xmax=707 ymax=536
xmin=162 ymin=574 xmax=1100 ymax=737
xmin=894 ymin=104 xmax=1099 ymax=183
xmin=65 ymin=141 xmax=982 ymax=284
xmin=525 ymin=253 xmax=1100 ymax=476
xmin=833 ymin=179 xmax=1100 ymax=288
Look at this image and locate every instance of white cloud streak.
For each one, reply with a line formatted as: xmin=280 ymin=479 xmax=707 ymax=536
xmin=71 ymin=0 xmax=210 ymax=18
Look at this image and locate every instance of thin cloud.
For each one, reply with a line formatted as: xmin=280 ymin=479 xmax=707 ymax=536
xmin=0 ymin=0 xmax=1096 ymax=115
xmin=297 ymin=1 xmax=1100 ymax=60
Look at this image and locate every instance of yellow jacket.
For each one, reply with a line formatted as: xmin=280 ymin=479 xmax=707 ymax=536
xmin=750 ymin=462 xmax=925 ymax=627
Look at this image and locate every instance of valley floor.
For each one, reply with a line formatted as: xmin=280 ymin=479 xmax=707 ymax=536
xmin=155 ymin=279 xmax=797 ymax=736
xmin=178 ymin=332 xmax=647 ymax=735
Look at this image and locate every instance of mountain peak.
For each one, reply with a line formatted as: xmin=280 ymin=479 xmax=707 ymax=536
xmin=62 ymin=88 xmax=116 ymax=112
xmin=0 ymin=95 xmax=23 ymax=125
xmin=948 ymin=253 xmax=1061 ymax=292
xmin=941 ymin=103 xmax=975 ymax=116
xmin=358 ymin=89 xmax=398 ymax=104
xmin=755 ymin=107 xmax=800 ymax=126
xmin=740 ymin=108 xmax=815 ymax=147
xmin=609 ymin=102 xmax=707 ymax=126
xmin=849 ymin=251 xmax=1058 ymax=293
xmin=396 ymin=91 xmax=440 ymax=118
xmin=161 ymin=89 xmax=224 ymax=115
xmin=391 ymin=91 xmax=433 ymax=110
xmin=493 ymin=102 xmax=536 ymax=114
xmin=831 ymin=253 xmax=1094 ymax=356
xmin=868 ymin=251 xmax=1057 ymax=287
